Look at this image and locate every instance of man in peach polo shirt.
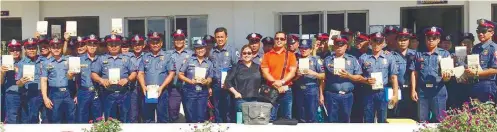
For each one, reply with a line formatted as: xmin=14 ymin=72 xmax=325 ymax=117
xmin=261 ymin=31 xmax=298 ymax=121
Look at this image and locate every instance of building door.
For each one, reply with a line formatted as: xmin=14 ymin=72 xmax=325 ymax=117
xmin=401 ymin=6 xmax=463 ymax=51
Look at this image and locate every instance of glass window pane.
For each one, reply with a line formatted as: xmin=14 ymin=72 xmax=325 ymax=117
xmin=45 ymin=17 xmax=99 ymax=38
xmin=1 ymin=18 xmax=22 ymax=55
xmin=127 ymin=19 xmax=145 ymax=36
xmin=327 ymin=13 xmax=345 ymax=32
xmin=281 ymin=15 xmax=299 ymax=34
xmin=175 ymin=18 xmax=188 ymax=48
xmin=302 ymin=14 xmax=321 ymax=34
xmin=347 ymin=13 xmax=367 ymax=33
xmin=189 ymin=17 xmax=208 ymax=48
xmin=147 ymin=19 xmax=166 ymax=49
xmin=494 ymin=5 xmax=497 ymax=22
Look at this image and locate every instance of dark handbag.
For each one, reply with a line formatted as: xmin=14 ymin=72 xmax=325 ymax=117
xmin=258 ymin=50 xmax=288 ymax=105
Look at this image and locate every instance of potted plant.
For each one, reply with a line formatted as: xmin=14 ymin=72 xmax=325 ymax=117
xmin=417 ymin=99 xmax=497 ymax=132
xmin=83 ymin=117 xmax=122 ymax=132
xmin=180 ymin=121 xmax=230 ymax=132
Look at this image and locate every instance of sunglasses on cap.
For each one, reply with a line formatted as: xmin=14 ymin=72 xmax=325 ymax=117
xmin=242 ymin=51 xmax=252 ymax=55
xmin=476 ymin=27 xmax=493 ymax=34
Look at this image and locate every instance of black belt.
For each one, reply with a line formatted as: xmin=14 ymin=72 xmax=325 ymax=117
xmin=80 ymin=86 xmax=96 ymax=91
xmin=104 ymin=85 xmax=128 ymax=93
xmin=50 ymin=87 xmax=69 ymax=92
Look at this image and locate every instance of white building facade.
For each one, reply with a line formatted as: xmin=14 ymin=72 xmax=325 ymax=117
xmin=2 ymin=1 xmax=497 ymax=50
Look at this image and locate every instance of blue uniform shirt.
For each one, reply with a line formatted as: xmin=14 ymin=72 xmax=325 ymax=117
xmin=16 ymin=56 xmax=45 ymax=90
xmin=324 ymin=52 xmax=362 ymax=92
xmin=91 ymin=53 xmax=136 ymax=80
xmin=79 ymin=54 xmax=99 ymax=88
xmin=253 ymin=50 xmax=264 ymax=65
xmin=139 ymin=51 xmax=175 ymax=86
xmin=126 ymin=52 xmax=144 ymax=88
xmin=295 ymin=54 xmax=325 ymax=86
xmin=41 ymin=56 xmax=70 ymax=88
xmin=391 ymin=49 xmax=416 ymax=88
xmin=4 ymin=60 xmax=20 ymax=92
xmin=209 ymin=45 xmax=239 ymax=88
xmin=179 ymin=56 xmax=214 ymax=90
xmin=166 ymin=49 xmax=194 ymax=87
xmin=359 ymin=51 xmax=398 ymax=87
xmin=410 ymin=48 xmax=451 ymax=89
xmin=471 ymin=41 xmax=497 ymax=80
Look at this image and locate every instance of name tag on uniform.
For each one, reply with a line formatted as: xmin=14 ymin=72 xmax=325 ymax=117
xmin=300 ymin=85 xmax=306 ymax=90
xmin=426 ymin=84 xmax=433 ymax=88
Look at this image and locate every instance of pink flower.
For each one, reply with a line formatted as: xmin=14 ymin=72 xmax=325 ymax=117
xmin=89 ymin=120 xmax=93 ymax=124
xmin=96 ymin=117 xmax=104 ymax=121
xmin=108 ymin=117 xmax=114 ymax=120
xmin=104 ymin=122 xmax=109 ymax=126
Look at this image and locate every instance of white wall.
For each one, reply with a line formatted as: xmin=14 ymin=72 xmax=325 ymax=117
xmin=1 ymin=1 xmax=40 ymax=39
xmin=2 ymin=1 xmax=497 ymax=47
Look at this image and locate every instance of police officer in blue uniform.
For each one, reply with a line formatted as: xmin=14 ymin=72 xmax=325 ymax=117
xmin=315 ymin=33 xmax=331 ymax=60
xmin=91 ymin=34 xmax=137 ymax=122
xmin=138 ymin=32 xmax=175 ymax=123
xmin=447 ymin=33 xmax=474 ymax=109
xmin=178 ymin=39 xmax=214 ymax=123
xmin=203 ymin=35 xmax=215 ymax=55
xmin=411 ymin=27 xmax=451 ymax=123
xmin=348 ymin=32 xmax=371 ymax=123
xmin=247 ymin=33 xmax=264 ymax=65
xmin=2 ymin=39 xmax=27 ymax=124
xmin=262 ymin=37 xmax=274 ymax=54
xmin=166 ymin=29 xmax=194 ymax=122
xmin=359 ymin=32 xmax=400 ymax=123
xmin=127 ymin=34 xmax=146 ymax=123
xmin=288 ymin=34 xmax=300 ymax=54
xmin=465 ymin=19 xmax=497 ymax=103
xmin=324 ymin=36 xmax=363 ymax=123
xmin=121 ymin=37 xmax=131 ymax=54
xmin=384 ymin=26 xmax=399 ymax=51
xmin=292 ymin=39 xmax=325 ymax=123
xmin=347 ymin=32 xmax=371 ymax=59
xmin=16 ymin=37 xmax=48 ymax=123
xmin=390 ymin=28 xmax=417 ymax=119
xmin=76 ymin=34 xmax=102 ymax=123
xmin=209 ymin=27 xmax=239 ymax=123
xmin=40 ymin=37 xmax=76 ymax=123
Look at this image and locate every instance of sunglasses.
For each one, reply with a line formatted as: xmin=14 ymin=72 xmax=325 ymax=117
xmin=8 ymin=48 xmax=22 ymax=52
xmin=274 ymin=37 xmax=286 ymax=41
xmin=476 ymin=28 xmax=493 ymax=34
xmin=242 ymin=52 xmax=252 ymax=55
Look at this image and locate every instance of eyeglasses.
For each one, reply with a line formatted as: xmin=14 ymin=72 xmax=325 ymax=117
xmin=274 ymin=37 xmax=286 ymax=41
xmin=242 ymin=52 xmax=252 ymax=55
xmin=426 ymin=36 xmax=439 ymax=41
xmin=108 ymin=43 xmax=121 ymax=47
xmin=8 ymin=48 xmax=21 ymax=52
xmin=50 ymin=45 xmax=63 ymax=49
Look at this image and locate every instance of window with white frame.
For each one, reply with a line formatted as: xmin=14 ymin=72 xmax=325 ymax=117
xmin=280 ymin=12 xmax=323 ymax=35
xmin=124 ymin=15 xmax=208 ymax=51
xmin=280 ymin=11 xmax=368 ymax=35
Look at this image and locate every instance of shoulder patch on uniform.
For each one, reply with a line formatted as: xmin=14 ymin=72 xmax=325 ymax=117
xmin=235 ymin=51 xmax=240 ymax=57
xmin=318 ymin=59 xmax=323 ymax=65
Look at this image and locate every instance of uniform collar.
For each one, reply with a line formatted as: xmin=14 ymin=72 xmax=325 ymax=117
xmin=369 ymin=50 xmax=387 ymax=59
xmin=173 ymin=49 xmax=191 ymax=54
xmin=193 ymin=56 xmax=208 ymax=63
xmin=214 ymin=45 xmax=229 ymax=52
xmin=422 ymin=48 xmax=444 ymax=56
xmin=106 ymin=54 xmax=124 ymax=59
xmin=255 ymin=50 xmax=264 ymax=58
xmin=147 ymin=50 xmax=167 ymax=57
xmin=481 ymin=40 xmax=494 ymax=49
xmin=49 ymin=55 xmax=67 ymax=62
